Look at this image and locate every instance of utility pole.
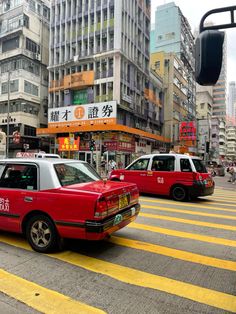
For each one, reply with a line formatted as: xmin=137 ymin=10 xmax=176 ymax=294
xmin=6 ymin=71 xmax=10 ymax=158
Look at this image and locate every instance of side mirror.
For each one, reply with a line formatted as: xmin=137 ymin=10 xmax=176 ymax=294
xmin=195 ymin=30 xmax=225 ymax=85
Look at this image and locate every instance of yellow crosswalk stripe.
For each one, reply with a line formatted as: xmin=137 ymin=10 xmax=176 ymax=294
xmin=0 ymin=234 xmax=236 ymax=312
xmin=0 ymin=269 xmax=105 ymax=314
xmin=140 ymin=198 xmax=236 ymax=212
xmin=110 ymin=236 xmax=236 ymax=271
xmin=129 ymin=222 xmax=236 ymax=247
xmin=142 ymin=204 xmax=236 ymax=220
xmin=139 ymin=212 xmax=236 ymax=231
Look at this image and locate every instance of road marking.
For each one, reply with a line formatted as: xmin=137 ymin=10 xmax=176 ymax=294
xmin=0 ymin=235 xmax=236 ymax=312
xmin=140 ymin=198 xmax=236 ymax=213
xmin=142 ymin=204 xmax=236 ymax=221
xmin=110 ymin=236 xmax=236 ymax=271
xmin=129 ymin=222 xmax=236 ymax=247
xmin=139 ymin=212 xmax=236 ymax=231
xmin=0 ymin=269 xmax=105 ymax=314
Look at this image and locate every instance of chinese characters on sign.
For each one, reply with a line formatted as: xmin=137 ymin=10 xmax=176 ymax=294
xmin=48 ymin=101 xmax=117 ymax=127
xmin=58 ymin=137 xmax=80 ymax=151
xmin=0 ymin=198 xmax=9 ymax=212
xmin=179 ymin=121 xmax=197 ymax=141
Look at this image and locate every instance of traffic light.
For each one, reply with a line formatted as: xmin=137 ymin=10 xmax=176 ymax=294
xmin=89 ymin=139 xmax=95 ymax=151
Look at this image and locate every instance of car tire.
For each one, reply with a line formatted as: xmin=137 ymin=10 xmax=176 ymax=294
xmin=171 ymin=185 xmax=187 ymax=201
xmin=26 ymin=215 xmax=61 ymax=253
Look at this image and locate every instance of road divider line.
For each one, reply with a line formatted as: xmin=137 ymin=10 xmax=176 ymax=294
xmin=139 ymin=212 xmax=236 ymax=231
xmin=142 ymin=205 xmax=236 ymax=221
xmin=129 ymin=222 xmax=236 ymax=247
xmin=0 ymin=269 xmax=106 ymax=314
xmin=140 ymin=198 xmax=236 ymax=212
xmin=110 ymin=236 xmax=236 ymax=271
xmin=0 ymin=234 xmax=236 ymax=312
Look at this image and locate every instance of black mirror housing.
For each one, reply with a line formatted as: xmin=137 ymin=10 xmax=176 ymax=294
xmin=195 ymin=30 xmax=225 ymax=85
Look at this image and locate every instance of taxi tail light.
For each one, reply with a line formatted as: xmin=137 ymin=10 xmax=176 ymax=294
xmin=95 ymin=197 xmax=108 ymax=217
xmin=130 ymin=187 xmax=139 ymax=202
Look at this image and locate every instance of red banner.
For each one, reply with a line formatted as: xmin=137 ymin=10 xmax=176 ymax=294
xmin=179 ymin=121 xmax=196 ymax=141
xmin=58 ymin=137 xmax=80 ymax=151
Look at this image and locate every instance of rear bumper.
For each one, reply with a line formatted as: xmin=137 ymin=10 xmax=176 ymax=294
xmin=85 ymin=204 xmax=140 ymax=240
xmin=188 ymin=182 xmax=215 ymax=197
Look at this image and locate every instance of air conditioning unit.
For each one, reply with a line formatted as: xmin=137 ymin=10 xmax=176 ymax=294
xmin=73 ymin=55 xmax=80 ymax=62
xmin=102 ymin=33 xmax=107 ymax=38
xmin=33 ymin=53 xmax=40 ymax=61
xmin=135 ymin=122 xmax=140 ymax=128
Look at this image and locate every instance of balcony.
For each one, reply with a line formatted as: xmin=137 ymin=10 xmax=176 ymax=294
xmin=49 ymin=71 xmax=94 ymax=92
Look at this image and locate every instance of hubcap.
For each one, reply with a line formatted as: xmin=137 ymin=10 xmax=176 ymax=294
xmin=30 ymin=220 xmax=51 ymax=248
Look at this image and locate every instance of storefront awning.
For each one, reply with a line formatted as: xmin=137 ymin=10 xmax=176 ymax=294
xmin=37 ymin=124 xmax=171 ymax=143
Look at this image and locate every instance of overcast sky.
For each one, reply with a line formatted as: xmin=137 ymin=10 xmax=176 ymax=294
xmin=151 ymin=0 xmax=236 ymax=83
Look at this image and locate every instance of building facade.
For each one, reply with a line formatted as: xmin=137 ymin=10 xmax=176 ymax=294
xmin=228 ymin=81 xmax=236 ymax=119
xmin=37 ymin=0 xmax=168 ymax=169
xmin=226 ymin=125 xmax=236 ymax=161
xmin=196 ymin=84 xmax=213 ymax=160
xmin=0 ymin=0 xmax=50 ymax=157
xmin=150 ymin=2 xmax=196 ymax=153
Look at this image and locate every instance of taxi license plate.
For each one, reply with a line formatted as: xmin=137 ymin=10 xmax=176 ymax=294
xmin=119 ymin=194 xmax=129 ymax=209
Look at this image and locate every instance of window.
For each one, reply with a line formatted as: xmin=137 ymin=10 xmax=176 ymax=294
xmin=0 ymin=164 xmax=38 ymax=190
xmin=200 ymin=103 xmax=205 ymax=109
xmin=151 ymin=156 xmax=175 ymax=172
xmin=24 ymin=80 xmax=39 ymax=96
xmin=2 ymin=37 xmax=19 ymax=53
xmin=128 ymin=158 xmax=149 ymax=171
xmin=192 ymin=159 xmax=207 ymax=173
xmin=2 ymin=80 xmax=19 ymax=94
xmin=26 ymin=38 xmax=40 ymax=54
xmin=180 ymin=159 xmax=192 ymax=172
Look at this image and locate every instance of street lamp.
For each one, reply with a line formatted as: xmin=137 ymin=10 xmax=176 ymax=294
xmin=6 ymin=71 xmax=10 ymax=158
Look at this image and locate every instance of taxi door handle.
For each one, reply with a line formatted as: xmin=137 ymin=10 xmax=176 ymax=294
xmin=24 ymin=196 xmax=33 ymax=202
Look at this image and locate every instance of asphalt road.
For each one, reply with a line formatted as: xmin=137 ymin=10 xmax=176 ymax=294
xmin=0 ymin=185 xmax=236 ymax=314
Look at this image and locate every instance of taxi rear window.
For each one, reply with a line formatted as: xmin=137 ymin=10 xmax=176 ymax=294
xmin=192 ymin=159 xmax=208 ymax=173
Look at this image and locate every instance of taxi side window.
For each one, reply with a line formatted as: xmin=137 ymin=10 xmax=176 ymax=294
xmin=151 ymin=156 xmax=175 ymax=171
xmin=180 ymin=159 xmax=192 ymax=172
xmin=0 ymin=164 xmax=38 ymax=190
xmin=128 ymin=158 xmax=149 ymax=171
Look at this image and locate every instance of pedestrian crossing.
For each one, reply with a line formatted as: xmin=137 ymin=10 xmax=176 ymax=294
xmin=0 ymin=188 xmax=236 ymax=313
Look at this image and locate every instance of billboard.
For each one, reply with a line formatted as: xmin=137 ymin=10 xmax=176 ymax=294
xmin=179 ymin=121 xmax=196 ymax=141
xmin=48 ymin=101 xmax=117 ymax=128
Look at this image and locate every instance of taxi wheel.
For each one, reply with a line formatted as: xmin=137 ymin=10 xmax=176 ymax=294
xmin=171 ymin=185 xmax=187 ymax=201
xmin=26 ymin=215 xmax=61 ymax=253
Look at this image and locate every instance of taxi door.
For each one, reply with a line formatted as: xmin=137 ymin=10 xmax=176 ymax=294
xmin=0 ymin=163 xmax=38 ymax=233
xmin=148 ymin=156 xmax=176 ymax=195
xmin=123 ymin=157 xmax=151 ymax=192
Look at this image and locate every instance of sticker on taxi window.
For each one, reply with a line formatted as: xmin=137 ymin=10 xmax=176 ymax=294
xmin=157 ymin=177 xmax=164 ymax=184
xmin=0 ymin=198 xmax=10 ymax=212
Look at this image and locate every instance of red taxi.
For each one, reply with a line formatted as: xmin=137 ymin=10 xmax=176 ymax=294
xmin=109 ymin=154 xmax=214 ymax=201
xmin=0 ymin=159 xmax=140 ymax=253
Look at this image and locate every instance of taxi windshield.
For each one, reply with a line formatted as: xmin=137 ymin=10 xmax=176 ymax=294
xmin=192 ymin=159 xmax=208 ymax=173
xmin=54 ymin=162 xmax=101 ymax=186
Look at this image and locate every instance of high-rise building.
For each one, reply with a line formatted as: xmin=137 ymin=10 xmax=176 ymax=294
xmin=228 ymin=81 xmax=236 ymax=118
xmin=0 ymin=0 xmax=50 ymax=157
xmin=37 ymin=0 xmax=167 ymax=168
xmin=150 ymin=2 xmax=196 ymax=153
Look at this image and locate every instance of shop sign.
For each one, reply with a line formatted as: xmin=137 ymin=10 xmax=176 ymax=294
xmin=48 ymin=101 xmax=117 ymax=127
xmin=73 ymin=90 xmax=88 ymax=105
xmin=179 ymin=121 xmax=196 ymax=141
xmin=58 ymin=137 xmax=80 ymax=151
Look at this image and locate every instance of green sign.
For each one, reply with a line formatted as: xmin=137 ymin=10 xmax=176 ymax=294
xmin=73 ymin=90 xmax=88 ymax=104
